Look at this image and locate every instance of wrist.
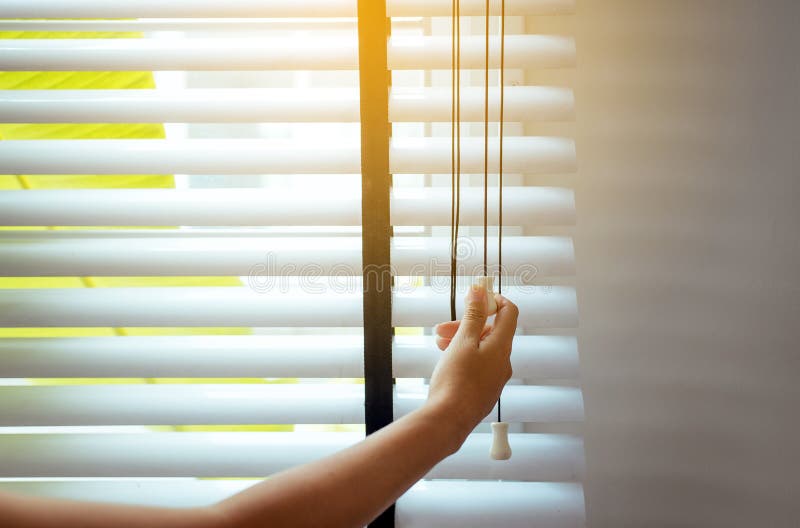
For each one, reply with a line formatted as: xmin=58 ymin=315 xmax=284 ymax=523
xmin=417 ymin=399 xmax=473 ymax=456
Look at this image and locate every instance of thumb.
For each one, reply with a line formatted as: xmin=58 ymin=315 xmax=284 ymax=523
xmin=453 ymin=283 xmax=489 ymax=345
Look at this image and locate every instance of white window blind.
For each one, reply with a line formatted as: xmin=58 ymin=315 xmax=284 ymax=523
xmin=0 ymin=1 xmax=584 ymax=527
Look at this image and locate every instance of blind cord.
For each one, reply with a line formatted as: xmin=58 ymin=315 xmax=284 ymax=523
xmin=497 ymin=0 xmax=506 ymax=425
xmin=452 ymin=0 xmax=505 ymax=425
xmin=450 ymin=0 xmax=461 ymax=322
xmin=482 ymin=0 xmax=506 ymax=425
xmin=450 ymin=0 xmax=455 ymax=321
xmin=483 ymin=0 xmax=490 ymax=279
xmin=498 ymin=0 xmax=505 ymax=298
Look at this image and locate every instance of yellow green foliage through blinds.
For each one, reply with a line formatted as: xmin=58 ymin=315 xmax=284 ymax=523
xmin=0 ymin=31 xmax=248 ymax=333
xmin=0 ymin=31 xmax=300 ymax=426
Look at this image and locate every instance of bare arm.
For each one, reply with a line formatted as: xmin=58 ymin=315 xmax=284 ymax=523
xmin=214 ymin=284 xmax=517 ymax=527
xmin=0 ymin=492 xmax=221 ymax=528
xmin=0 ymin=284 xmax=517 ymax=528
xmin=215 ymin=394 xmax=467 ymax=528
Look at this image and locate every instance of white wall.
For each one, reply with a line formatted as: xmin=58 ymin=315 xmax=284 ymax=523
xmin=573 ymin=1 xmax=800 ymax=526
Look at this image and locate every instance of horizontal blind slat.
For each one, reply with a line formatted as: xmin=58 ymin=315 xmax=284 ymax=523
xmin=0 ymin=481 xmax=585 ymax=528
xmin=0 ymin=383 xmax=366 ymax=426
xmin=0 ymin=335 xmax=579 ymax=379
xmin=394 ymin=335 xmax=579 ymax=379
xmin=0 ymin=0 xmax=360 ymax=17
xmin=0 ymin=286 xmax=577 ymax=328
xmin=0 ymin=385 xmax=584 ymax=426
xmin=393 ymin=186 xmax=576 ymax=226
xmin=396 ymin=481 xmax=585 ymax=528
xmin=0 ymin=335 xmax=366 ymax=379
xmin=0 ymin=19 xmax=376 ymax=32
xmin=393 ymin=235 xmax=574 ymax=277
xmin=0 ymin=187 xmax=575 ymax=227
xmin=0 ymin=432 xmax=584 ymax=481
xmin=396 ymin=385 xmax=585 ymax=423
xmin=0 ymin=87 xmax=574 ymax=123
xmin=394 ymin=286 xmax=578 ymax=329
xmin=0 ymin=234 xmax=574 ymax=278
xmin=0 ymin=137 xmax=576 ymax=175
xmin=0 ymin=36 xmax=575 ymax=71
xmin=0 ymin=0 xmax=575 ymax=18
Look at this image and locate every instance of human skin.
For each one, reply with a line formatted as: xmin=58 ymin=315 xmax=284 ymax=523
xmin=0 ymin=284 xmax=517 ymax=528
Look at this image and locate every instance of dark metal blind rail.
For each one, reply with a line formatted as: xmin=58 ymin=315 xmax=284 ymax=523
xmin=358 ymin=1 xmax=395 ymax=526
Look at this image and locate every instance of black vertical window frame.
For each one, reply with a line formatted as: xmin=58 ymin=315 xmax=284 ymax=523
xmin=358 ymin=1 xmax=395 ymax=527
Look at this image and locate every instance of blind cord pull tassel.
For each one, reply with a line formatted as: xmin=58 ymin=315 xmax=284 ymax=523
xmin=490 ymin=421 xmax=512 ymax=460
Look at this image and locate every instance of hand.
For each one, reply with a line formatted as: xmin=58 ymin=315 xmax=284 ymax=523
xmin=425 ymin=283 xmax=519 ymax=442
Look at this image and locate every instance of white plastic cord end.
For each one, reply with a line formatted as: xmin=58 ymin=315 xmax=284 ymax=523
xmin=474 ymin=275 xmax=497 ymax=315
xmin=490 ymin=421 xmax=512 ymax=460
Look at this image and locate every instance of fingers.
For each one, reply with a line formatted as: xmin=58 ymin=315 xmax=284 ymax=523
xmin=480 ymin=294 xmax=519 ymax=354
xmin=434 ymin=320 xmax=460 ymax=340
xmin=435 ymin=321 xmax=492 ymax=339
xmin=451 ymin=284 xmax=489 ymax=346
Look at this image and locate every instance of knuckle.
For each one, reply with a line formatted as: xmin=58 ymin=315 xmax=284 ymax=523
xmin=464 ymin=303 xmax=486 ymax=321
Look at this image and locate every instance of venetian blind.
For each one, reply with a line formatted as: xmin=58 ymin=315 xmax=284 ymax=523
xmin=0 ymin=1 xmax=584 ymax=526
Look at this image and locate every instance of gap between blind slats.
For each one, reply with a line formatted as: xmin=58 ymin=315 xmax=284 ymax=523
xmin=0 ymin=384 xmax=584 ymax=425
xmin=0 ymin=286 xmax=578 ymax=328
xmin=0 ymin=432 xmax=584 ymax=481
xmin=0 ymin=0 xmax=575 ymax=19
xmin=0 ymin=481 xmax=585 ymax=528
xmin=0 ymin=36 xmax=575 ymax=71
xmin=0 ymin=87 xmax=574 ymax=123
xmin=0 ymin=335 xmax=579 ymax=379
xmin=0 ymin=234 xmax=575 ymax=278
xmin=0 ymin=137 xmax=576 ymax=175
xmin=0 ymin=187 xmax=575 ymax=227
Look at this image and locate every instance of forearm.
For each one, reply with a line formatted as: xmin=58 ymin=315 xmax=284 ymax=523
xmin=0 ymin=491 xmax=221 ymax=528
xmin=214 ymin=402 xmax=469 ymax=528
xmin=0 ymin=404 xmax=467 ymax=528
